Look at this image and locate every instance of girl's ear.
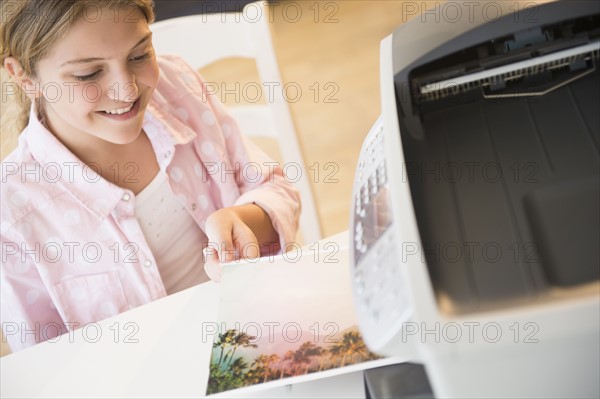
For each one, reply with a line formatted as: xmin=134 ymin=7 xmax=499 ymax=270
xmin=4 ymin=57 xmax=41 ymax=101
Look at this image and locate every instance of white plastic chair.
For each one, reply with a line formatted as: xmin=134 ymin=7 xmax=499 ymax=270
xmin=150 ymin=1 xmax=322 ymax=244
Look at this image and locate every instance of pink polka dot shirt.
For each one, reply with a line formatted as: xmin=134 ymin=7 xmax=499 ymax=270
xmin=0 ymin=55 xmax=300 ymax=352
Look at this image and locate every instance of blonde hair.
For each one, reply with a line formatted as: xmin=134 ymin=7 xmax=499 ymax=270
xmin=0 ymin=0 xmax=155 ymax=159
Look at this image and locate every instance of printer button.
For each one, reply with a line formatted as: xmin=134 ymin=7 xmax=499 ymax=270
xmin=361 ymin=185 xmax=370 ymax=204
xmin=370 ymin=175 xmax=378 ymax=195
xmin=378 ymin=167 xmax=387 ymax=186
xmin=358 ymin=243 xmax=367 ymax=254
xmin=356 ymin=221 xmax=363 ymax=233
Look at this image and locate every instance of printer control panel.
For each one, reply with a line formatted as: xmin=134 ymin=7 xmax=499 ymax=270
xmin=351 ymin=116 xmax=411 ymax=342
xmin=353 ymin=119 xmax=390 ymax=263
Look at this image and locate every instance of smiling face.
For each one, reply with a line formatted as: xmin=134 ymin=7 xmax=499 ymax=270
xmin=34 ymin=6 xmax=159 ymax=149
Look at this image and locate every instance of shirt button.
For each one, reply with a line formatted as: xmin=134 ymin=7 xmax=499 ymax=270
xmin=143 ymin=260 xmax=152 ymax=268
xmin=191 ymin=203 xmax=197 ymax=210
xmin=122 ymin=193 xmax=131 ymax=201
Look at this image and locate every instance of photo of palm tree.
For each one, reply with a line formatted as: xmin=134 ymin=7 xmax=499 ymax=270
xmin=205 ymin=247 xmax=390 ymax=395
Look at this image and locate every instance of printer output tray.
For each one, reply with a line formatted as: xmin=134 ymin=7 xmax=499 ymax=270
xmin=402 ymin=69 xmax=600 ymax=313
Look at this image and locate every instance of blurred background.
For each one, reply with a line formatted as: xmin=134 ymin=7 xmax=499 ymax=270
xmin=152 ymin=0 xmax=410 ymax=238
xmin=260 ymin=0 xmax=406 ymax=238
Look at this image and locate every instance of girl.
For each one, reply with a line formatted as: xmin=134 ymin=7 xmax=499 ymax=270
xmin=0 ymin=0 xmax=300 ymax=352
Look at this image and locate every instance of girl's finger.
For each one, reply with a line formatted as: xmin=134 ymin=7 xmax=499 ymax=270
xmin=203 ymin=247 xmax=222 ymax=282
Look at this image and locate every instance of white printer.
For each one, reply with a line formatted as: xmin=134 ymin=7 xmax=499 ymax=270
xmin=350 ymin=1 xmax=600 ymax=397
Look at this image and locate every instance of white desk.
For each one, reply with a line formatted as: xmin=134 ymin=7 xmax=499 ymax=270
xmin=1 ymin=232 xmax=370 ymax=398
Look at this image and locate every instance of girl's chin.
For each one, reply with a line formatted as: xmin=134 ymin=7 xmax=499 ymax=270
xmin=94 ymin=116 xmax=145 ymax=145
xmin=106 ymin=129 xmax=143 ymax=145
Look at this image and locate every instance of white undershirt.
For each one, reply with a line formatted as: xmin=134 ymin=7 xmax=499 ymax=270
xmin=134 ymin=171 xmax=209 ymax=295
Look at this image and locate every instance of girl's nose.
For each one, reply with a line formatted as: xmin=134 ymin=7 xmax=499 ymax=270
xmin=107 ymin=72 xmax=139 ymax=102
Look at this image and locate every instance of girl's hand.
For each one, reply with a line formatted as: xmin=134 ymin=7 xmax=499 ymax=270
xmin=203 ymin=204 xmax=279 ymax=282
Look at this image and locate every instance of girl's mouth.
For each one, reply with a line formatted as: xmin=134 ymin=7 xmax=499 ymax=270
xmin=97 ymin=97 xmax=141 ymax=121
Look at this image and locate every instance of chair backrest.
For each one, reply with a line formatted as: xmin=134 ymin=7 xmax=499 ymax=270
xmin=150 ymin=1 xmax=322 ymax=244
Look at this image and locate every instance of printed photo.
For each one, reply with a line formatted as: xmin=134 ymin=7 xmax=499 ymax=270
xmin=205 ymin=247 xmax=386 ymax=395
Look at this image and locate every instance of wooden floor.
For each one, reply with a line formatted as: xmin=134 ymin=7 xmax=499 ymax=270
xmin=212 ymin=0 xmax=409 ymax=239
xmin=268 ymin=1 xmax=407 ymax=238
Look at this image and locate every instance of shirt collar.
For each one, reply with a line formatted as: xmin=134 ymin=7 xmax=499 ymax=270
xmin=23 ymin=94 xmax=199 ymax=221
xmin=25 ymin=105 xmax=131 ymax=221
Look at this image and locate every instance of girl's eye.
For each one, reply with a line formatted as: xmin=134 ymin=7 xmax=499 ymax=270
xmin=130 ymin=52 xmax=151 ymax=62
xmin=73 ymin=70 xmax=101 ymax=81
xmin=70 ymin=52 xmax=151 ymax=81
